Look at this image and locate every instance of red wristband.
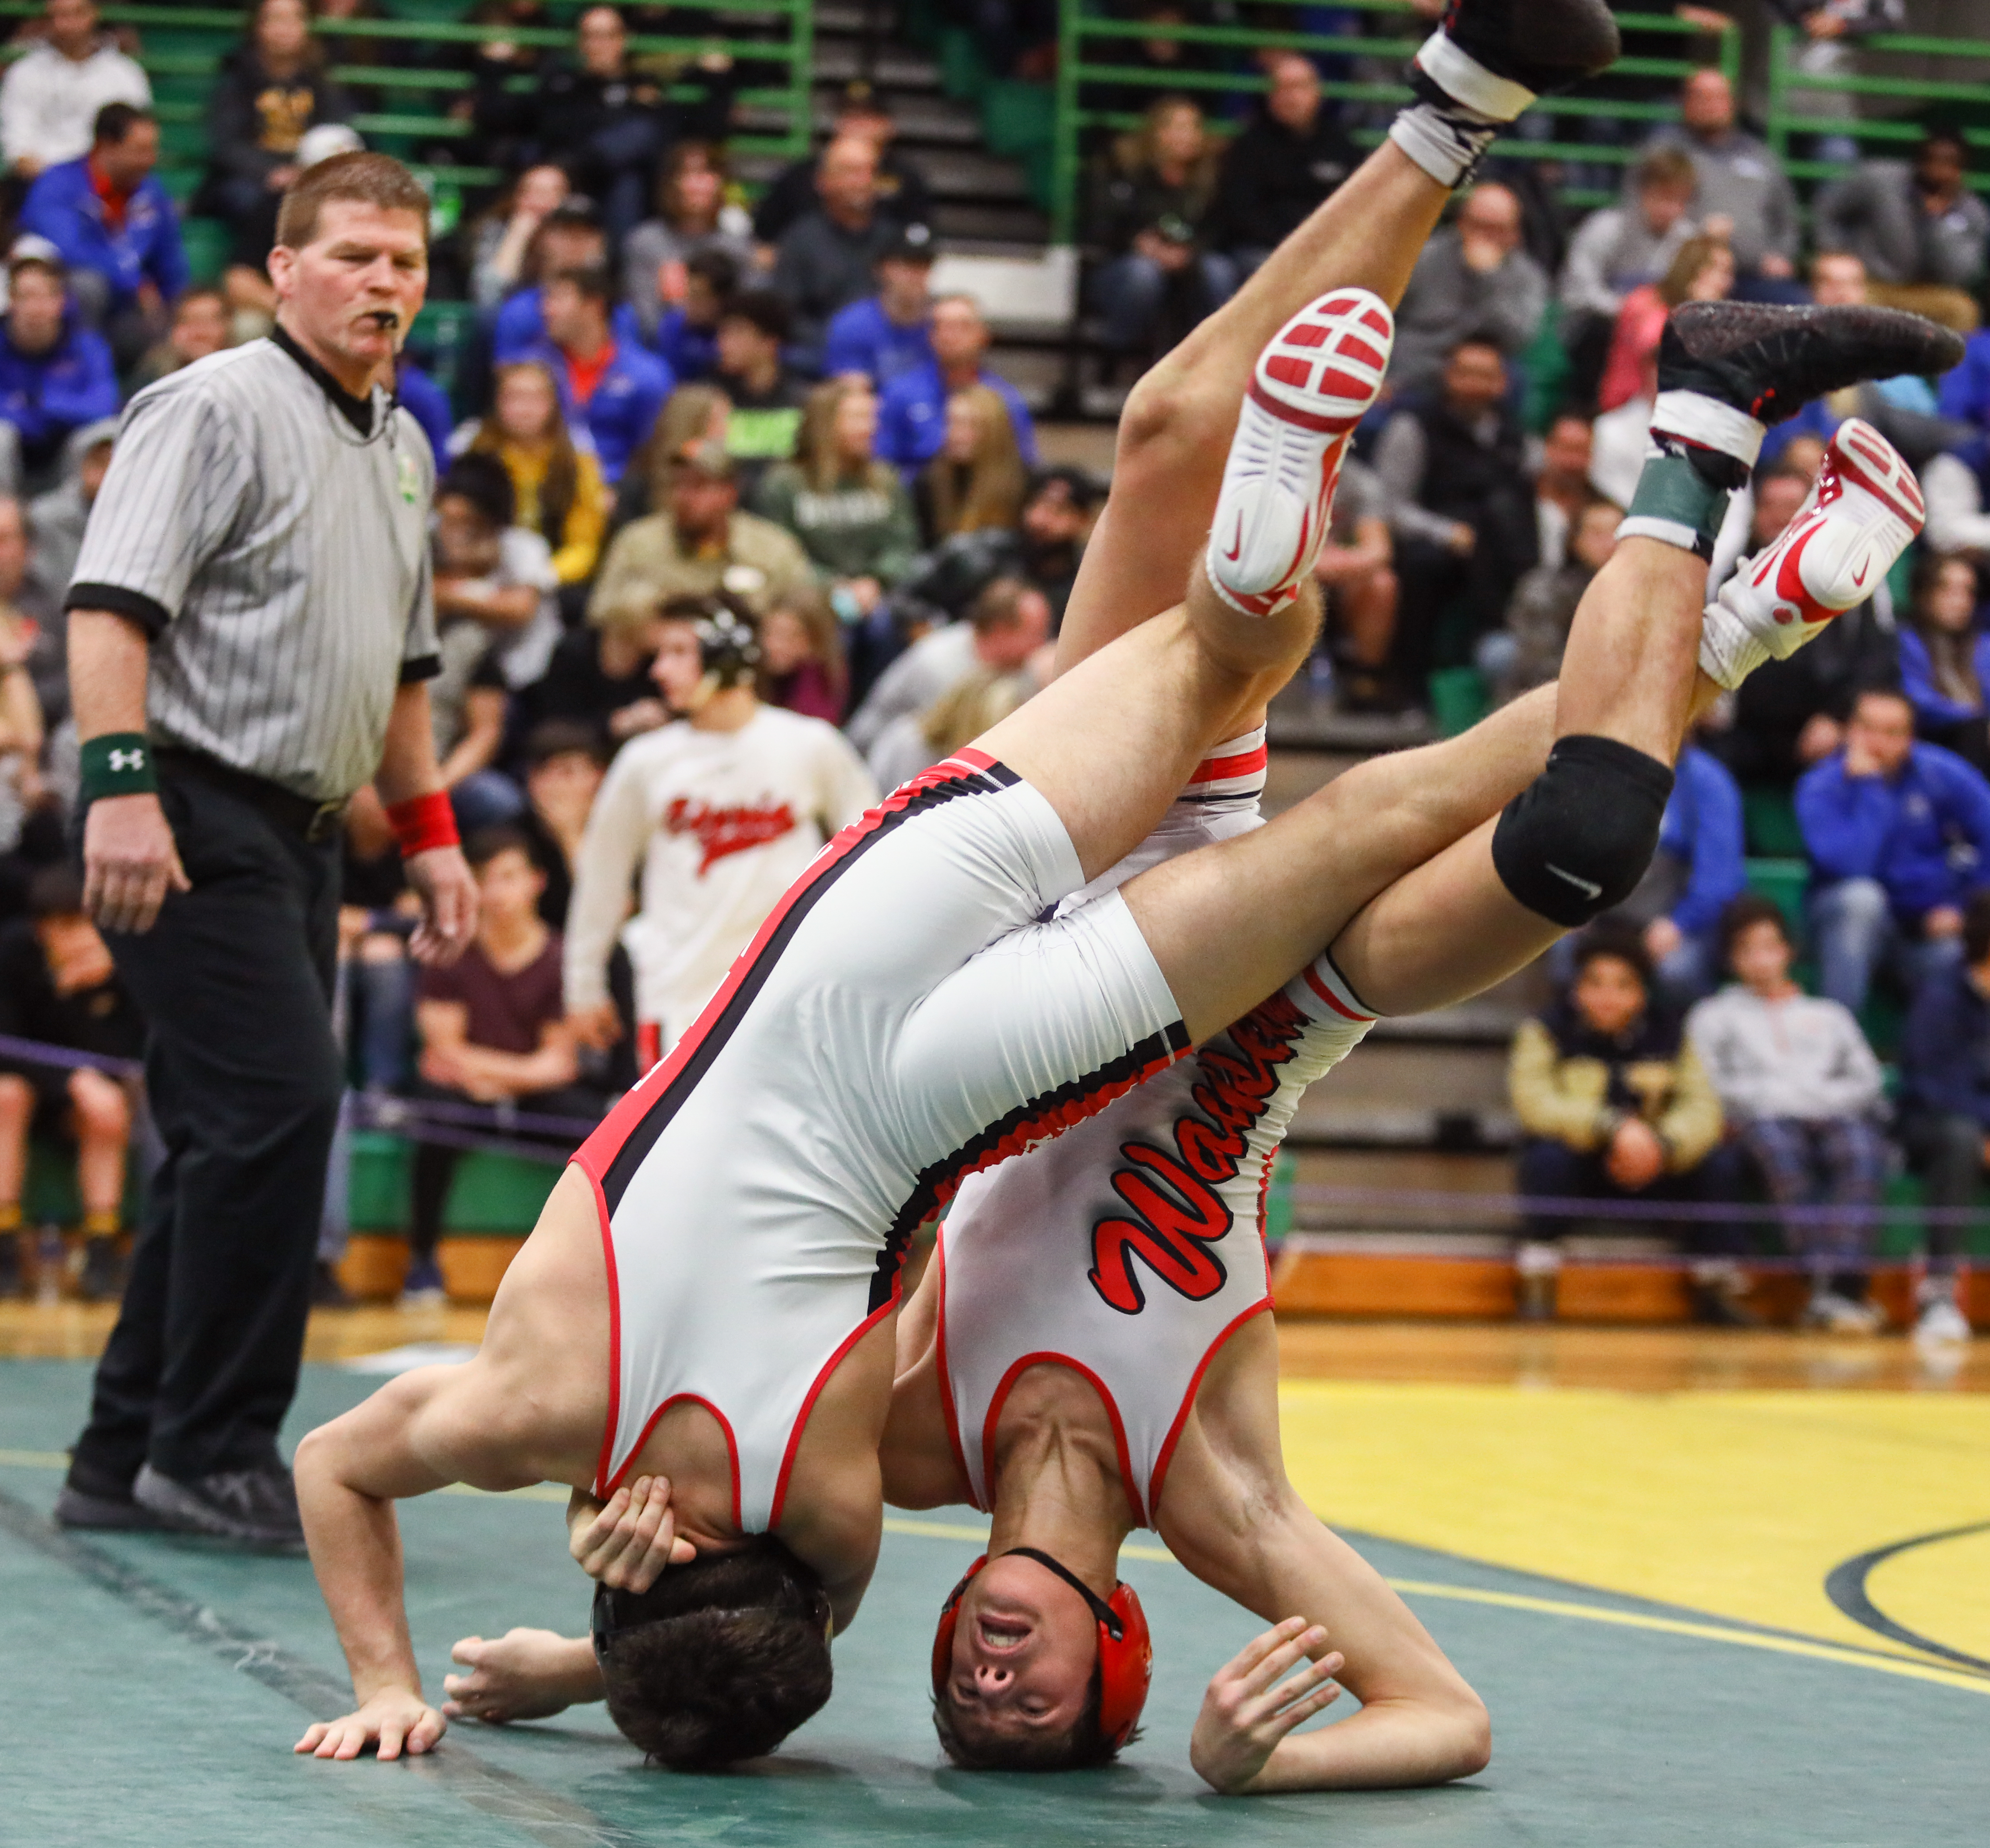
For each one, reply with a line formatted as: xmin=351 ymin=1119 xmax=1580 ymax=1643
xmin=385 ymin=790 xmax=459 ymax=858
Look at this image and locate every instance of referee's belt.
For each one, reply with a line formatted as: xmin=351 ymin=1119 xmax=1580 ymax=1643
xmin=154 ymin=748 xmax=348 ymax=843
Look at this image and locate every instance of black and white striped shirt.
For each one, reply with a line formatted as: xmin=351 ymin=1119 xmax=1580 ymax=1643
xmin=66 ymin=330 xmax=440 ymax=803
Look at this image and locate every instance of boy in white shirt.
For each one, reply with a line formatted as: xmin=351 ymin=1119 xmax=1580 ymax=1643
xmin=564 ymin=596 xmax=878 ymax=1066
xmin=1687 ymin=893 xmax=1888 ymax=1331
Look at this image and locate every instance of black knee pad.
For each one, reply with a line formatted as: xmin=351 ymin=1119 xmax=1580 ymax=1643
xmin=1492 ymin=735 xmax=1675 ymax=929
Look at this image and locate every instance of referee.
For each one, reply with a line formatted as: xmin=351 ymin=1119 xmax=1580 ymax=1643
xmin=54 ymin=152 xmax=478 ymax=1548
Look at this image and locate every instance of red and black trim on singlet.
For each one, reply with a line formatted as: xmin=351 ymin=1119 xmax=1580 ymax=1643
xmin=574 ymin=748 xmax=1192 ymax=1311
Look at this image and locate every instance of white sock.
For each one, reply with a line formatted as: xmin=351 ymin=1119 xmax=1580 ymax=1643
xmin=1389 ymin=28 xmax=1537 ymax=188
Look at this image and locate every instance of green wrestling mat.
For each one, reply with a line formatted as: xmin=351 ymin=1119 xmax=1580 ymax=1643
xmin=1 ymin=1359 xmax=1983 ymax=1848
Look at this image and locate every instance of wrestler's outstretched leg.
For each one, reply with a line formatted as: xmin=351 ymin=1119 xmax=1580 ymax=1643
xmin=1116 ymin=301 xmax=1960 ymax=1041
xmin=1056 ymin=0 xmax=1625 ymax=688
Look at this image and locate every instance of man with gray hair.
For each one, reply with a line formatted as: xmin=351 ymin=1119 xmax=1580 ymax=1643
xmin=1389 ymin=181 xmax=1548 ymax=397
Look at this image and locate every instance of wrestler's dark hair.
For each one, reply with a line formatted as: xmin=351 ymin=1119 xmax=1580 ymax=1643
xmin=931 ymin=1659 xmax=1124 ymax=1772
xmin=597 ymin=1536 xmax=833 ymax=1769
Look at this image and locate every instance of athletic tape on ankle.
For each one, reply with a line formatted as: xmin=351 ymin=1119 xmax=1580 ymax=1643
xmin=1414 ymin=29 xmax=1536 ymax=121
xmin=1623 ymin=449 xmax=1733 ymax=561
xmin=1388 ymin=108 xmax=1499 ymax=190
xmin=1650 ymin=391 xmax=1765 ymax=469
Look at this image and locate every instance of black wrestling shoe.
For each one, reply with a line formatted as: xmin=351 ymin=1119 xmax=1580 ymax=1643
xmin=74 ymin=1236 xmax=127 ymax=1304
xmin=1414 ymin=0 xmax=1622 ymax=102
xmin=54 ymin=1462 xmax=165 ymax=1531
xmin=1660 ymin=301 xmax=1966 ymax=429
xmin=134 ymin=1461 xmax=306 ymax=1551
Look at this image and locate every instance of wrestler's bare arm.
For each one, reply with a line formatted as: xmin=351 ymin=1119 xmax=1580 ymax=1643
xmin=1155 ymin=1334 xmax=1488 ymax=1795
xmin=294 ymin=1360 xmax=547 ymax=1760
xmin=880 ymin=1253 xmax=970 ymax=1509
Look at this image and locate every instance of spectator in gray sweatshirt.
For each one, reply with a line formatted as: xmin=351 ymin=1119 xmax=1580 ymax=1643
xmin=1638 ymin=68 xmax=1803 ymax=302
xmin=1687 ymin=894 xmax=1889 ymax=1333
xmin=1815 ymin=126 xmax=1987 ymax=337
xmin=1388 ymin=182 xmax=1548 ymax=399
xmin=1560 ymin=147 xmax=1698 ymax=408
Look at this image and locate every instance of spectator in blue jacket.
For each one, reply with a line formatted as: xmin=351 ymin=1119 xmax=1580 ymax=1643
xmin=822 ymin=228 xmax=936 ymax=388
xmin=20 ymin=102 xmax=185 ymax=371
xmin=1798 ymin=684 xmax=1990 ymax=1014
xmin=490 ymin=200 xmax=643 ymax=364
xmin=650 ymin=246 xmax=736 ymax=386
xmin=1937 ymin=324 xmax=1990 ymax=432
xmin=394 ymin=355 xmax=454 ymax=466
xmin=1897 ymin=553 xmax=1990 ymax=770
xmin=1892 ymin=888 xmax=1990 ymax=1346
xmin=519 ymin=265 xmax=671 ymax=488
xmin=875 ymin=294 xmax=1037 ymax=478
xmin=0 ymin=252 xmax=119 ymax=493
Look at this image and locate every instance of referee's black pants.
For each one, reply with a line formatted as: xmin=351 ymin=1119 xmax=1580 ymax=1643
xmin=70 ymin=766 xmax=343 ymax=1488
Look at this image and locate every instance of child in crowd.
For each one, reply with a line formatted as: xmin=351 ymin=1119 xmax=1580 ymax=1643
xmin=0 ymin=867 xmax=142 ymax=1301
xmin=1688 ymin=896 xmax=1889 ymax=1332
xmin=405 ymin=829 xmax=607 ymax=1307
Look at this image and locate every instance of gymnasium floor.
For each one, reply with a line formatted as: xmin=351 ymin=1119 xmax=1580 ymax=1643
xmin=3 ymin=1307 xmax=1986 ymax=1847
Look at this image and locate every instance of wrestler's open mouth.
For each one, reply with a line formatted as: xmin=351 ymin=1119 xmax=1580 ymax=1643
xmin=976 ymin=1615 xmax=1031 ymax=1651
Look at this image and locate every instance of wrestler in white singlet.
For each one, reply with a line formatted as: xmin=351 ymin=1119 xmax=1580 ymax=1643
xmin=936 ymin=735 xmax=1377 ymax=1524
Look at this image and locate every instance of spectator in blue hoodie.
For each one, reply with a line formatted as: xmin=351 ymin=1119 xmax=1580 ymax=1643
xmin=874 ymin=293 xmax=1037 ymax=478
xmin=1798 ymin=684 xmax=1990 ymax=1014
xmin=394 ymin=355 xmax=454 ymax=466
xmin=519 ymin=265 xmax=671 ymax=487
xmin=20 ymin=102 xmax=185 ymax=371
xmin=1891 ymin=886 xmax=1990 ymax=1346
xmin=1897 ymin=553 xmax=1990 ymax=770
xmin=649 ymin=246 xmax=735 ymax=386
xmin=0 ymin=252 xmax=118 ymax=494
xmin=822 ymin=228 xmax=936 ymax=388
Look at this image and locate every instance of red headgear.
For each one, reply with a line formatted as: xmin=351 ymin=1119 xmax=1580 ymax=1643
xmin=930 ymin=1548 xmax=1152 ymax=1750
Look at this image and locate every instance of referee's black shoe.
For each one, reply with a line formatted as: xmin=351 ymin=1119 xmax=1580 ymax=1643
xmin=134 ymin=1461 xmax=307 ymax=1551
xmin=1660 ymin=301 xmax=1966 ymax=428
xmin=54 ymin=1461 xmax=167 ymax=1532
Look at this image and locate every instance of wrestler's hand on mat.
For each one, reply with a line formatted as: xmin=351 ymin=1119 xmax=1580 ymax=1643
xmin=443 ymin=1629 xmax=604 ymax=1723
xmin=1190 ymin=1618 xmax=1346 ymax=1794
xmin=294 ymin=1687 xmax=447 ymax=1761
xmin=567 ymin=1476 xmax=697 ymax=1590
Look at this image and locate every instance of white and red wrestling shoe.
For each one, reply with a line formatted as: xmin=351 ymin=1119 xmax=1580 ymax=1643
xmin=1204 ymin=289 xmax=1394 ymax=618
xmin=1699 ymin=417 xmax=1924 ymax=691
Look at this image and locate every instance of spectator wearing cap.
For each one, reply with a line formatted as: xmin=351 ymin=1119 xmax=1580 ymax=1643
xmin=753 ymin=80 xmax=933 ymax=249
xmin=1636 ymin=67 xmax=1802 ymax=302
xmin=0 ymin=0 xmax=149 ymax=183
xmin=588 ymin=436 xmax=813 ymax=629
xmin=195 ymin=0 xmax=355 ymax=278
xmin=1208 ymin=52 xmax=1359 ymax=279
xmin=822 ymin=228 xmax=937 ymax=388
xmin=621 ymin=140 xmax=757 ymax=345
xmin=491 ymin=198 xmax=646 ymax=364
xmin=530 ymin=4 xmax=736 ymax=245
xmin=1798 ymin=684 xmax=1990 ymax=1015
xmin=1815 ymin=126 xmax=1986 ymax=337
xmin=752 ymin=376 xmax=920 ymax=617
xmin=0 ymin=254 xmax=117 ymax=496
xmin=1087 ymin=95 xmax=1234 ymax=362
xmin=20 ymin=103 xmax=185 ymax=371
xmin=771 ymin=136 xmax=914 ymax=357
xmin=874 ymin=294 xmax=1038 ymax=478
xmin=713 ymin=288 xmax=808 ymax=491
xmin=518 ymin=265 xmax=673 ymax=488
xmin=1559 ymin=147 xmax=1700 ymax=409
xmin=1390 ymin=183 xmax=1548 ymax=400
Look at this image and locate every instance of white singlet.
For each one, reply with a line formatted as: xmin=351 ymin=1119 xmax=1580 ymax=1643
xmin=936 ymin=733 xmax=1378 ymax=1525
xmin=562 ymin=705 xmax=879 ymax=1050
xmin=575 ymin=748 xmax=1191 ymax=1528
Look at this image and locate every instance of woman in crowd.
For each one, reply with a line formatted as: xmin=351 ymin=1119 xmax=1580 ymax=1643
xmin=916 ymin=385 xmax=1026 ymax=544
xmin=622 ymin=141 xmax=757 ymax=342
xmin=468 ymin=164 xmax=573 ymax=311
xmin=754 ymin=377 xmax=921 ymax=619
xmin=757 ymin=587 xmax=847 ymax=726
xmin=1896 ymin=553 xmax=1988 ymax=770
xmin=468 ymin=360 xmax=612 ymax=592
xmin=613 ymin=380 xmax=731 ymax=529
xmin=199 ymin=0 xmax=356 ymax=288
xmin=1597 ymin=232 xmax=1734 ymax=412
xmin=1086 ymin=94 xmax=1233 ymax=359
xmin=1688 ymin=895 xmax=1889 ymax=1334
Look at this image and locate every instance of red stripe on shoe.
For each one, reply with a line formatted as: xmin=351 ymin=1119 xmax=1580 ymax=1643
xmin=1340 ymin=336 xmax=1386 ymax=369
xmin=1266 ymin=354 xmax=1313 ymax=390
xmin=1282 ymin=322 xmax=1329 ymax=349
xmin=1827 ymin=446 xmax=1924 ymax=531
xmin=1246 ymin=376 xmax=1361 ymax=434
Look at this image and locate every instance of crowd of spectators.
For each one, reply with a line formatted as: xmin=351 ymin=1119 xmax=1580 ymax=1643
xmin=0 ymin=0 xmax=1981 ymax=1333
